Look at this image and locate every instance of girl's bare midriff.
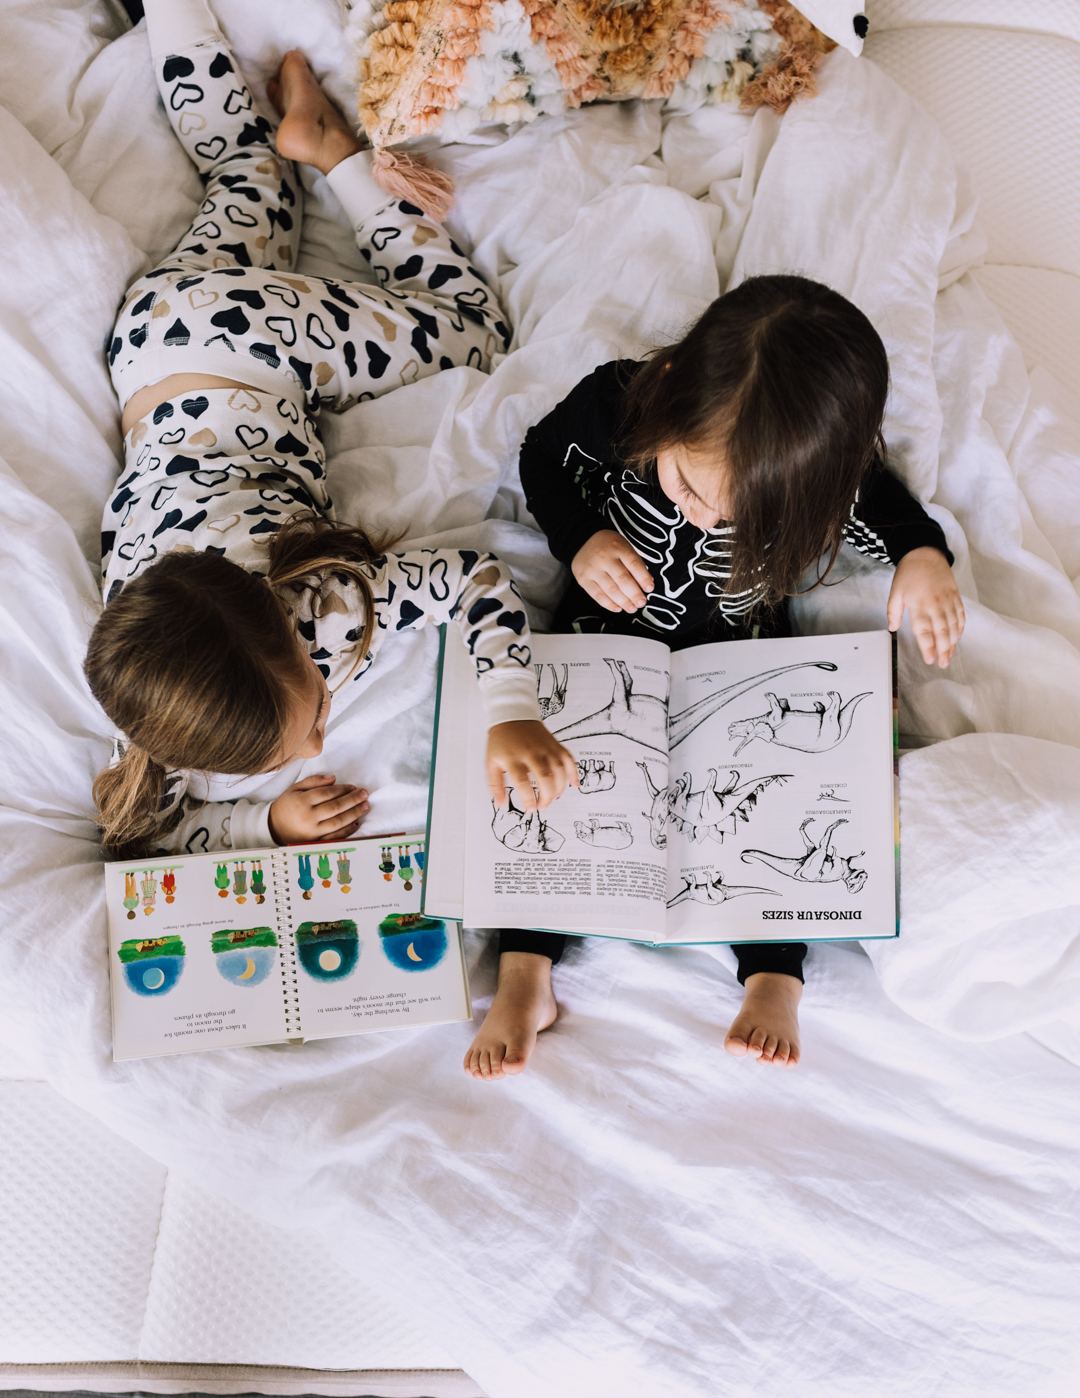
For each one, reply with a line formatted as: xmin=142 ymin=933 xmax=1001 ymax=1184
xmin=121 ymin=374 xmax=255 ymax=437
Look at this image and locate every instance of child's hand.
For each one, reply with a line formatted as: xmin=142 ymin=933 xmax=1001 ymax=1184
xmin=572 ymin=530 xmax=654 ymax=613
xmin=887 ymin=547 xmax=965 ymax=669
xmin=268 ymin=774 xmax=370 ymax=844
xmin=487 ymin=721 xmax=579 ymax=810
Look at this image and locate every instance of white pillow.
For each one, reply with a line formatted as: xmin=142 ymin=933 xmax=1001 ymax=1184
xmin=792 ymin=0 xmax=867 ymax=55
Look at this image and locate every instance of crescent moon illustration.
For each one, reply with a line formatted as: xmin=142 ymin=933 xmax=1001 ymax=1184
xmin=238 ymin=957 xmax=256 ymax=980
xmin=406 ymin=942 xmax=422 ymax=962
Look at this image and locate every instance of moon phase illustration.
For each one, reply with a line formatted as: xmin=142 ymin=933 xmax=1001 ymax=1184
xmin=211 ymin=928 xmax=278 ymax=986
xmin=117 ymin=936 xmax=186 ymax=997
xmin=295 ymin=920 xmax=360 ymax=982
xmin=378 ymin=914 xmax=447 ymax=971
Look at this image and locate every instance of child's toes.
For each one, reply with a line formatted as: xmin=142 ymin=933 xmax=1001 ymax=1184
xmin=502 ymin=1036 xmax=530 ymax=1075
xmin=747 ymin=1027 xmax=768 ymax=1059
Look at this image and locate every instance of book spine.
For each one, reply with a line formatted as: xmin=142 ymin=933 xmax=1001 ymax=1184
xmin=273 ymin=851 xmax=303 ymax=1036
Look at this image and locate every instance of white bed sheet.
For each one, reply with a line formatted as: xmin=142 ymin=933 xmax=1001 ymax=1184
xmin=1 ymin=1 xmax=1080 ymax=1393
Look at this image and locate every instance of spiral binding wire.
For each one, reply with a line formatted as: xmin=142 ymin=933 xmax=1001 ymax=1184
xmin=275 ymin=852 xmax=303 ymax=1038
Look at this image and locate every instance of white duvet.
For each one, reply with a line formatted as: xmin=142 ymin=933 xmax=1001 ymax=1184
xmin=2 ymin=1 xmax=1080 ymax=1393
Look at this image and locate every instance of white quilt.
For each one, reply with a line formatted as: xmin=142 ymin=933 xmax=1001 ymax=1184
xmin=2 ymin=1 xmax=1080 ymax=1393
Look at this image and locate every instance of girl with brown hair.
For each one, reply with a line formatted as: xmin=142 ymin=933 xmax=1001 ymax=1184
xmin=88 ymin=0 xmax=577 ymax=863
xmin=465 ymin=275 xmax=965 ymax=1081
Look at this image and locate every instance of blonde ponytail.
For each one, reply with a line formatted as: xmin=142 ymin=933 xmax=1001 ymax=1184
xmin=92 ymin=743 xmax=169 ymax=860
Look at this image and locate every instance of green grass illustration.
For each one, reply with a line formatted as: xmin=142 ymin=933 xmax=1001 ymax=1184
xmin=295 ymin=919 xmax=358 ymax=944
xmin=377 ymin=913 xmax=442 ymax=938
xmin=118 ymin=935 xmax=186 ymax=963
xmin=211 ymin=927 xmax=278 ymax=955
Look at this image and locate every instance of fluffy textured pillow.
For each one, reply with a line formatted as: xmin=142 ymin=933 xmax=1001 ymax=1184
xmin=348 ymin=0 xmax=866 ymax=151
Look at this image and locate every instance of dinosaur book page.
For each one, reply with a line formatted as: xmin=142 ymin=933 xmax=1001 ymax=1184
xmin=453 ymin=632 xmax=675 ymax=939
xmin=663 ymin=630 xmax=897 ymax=943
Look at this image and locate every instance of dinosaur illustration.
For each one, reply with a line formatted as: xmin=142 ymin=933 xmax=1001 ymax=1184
xmin=574 ymin=818 xmax=633 ymax=850
xmin=535 ymin=663 xmax=568 ymax=721
xmin=577 ymin=758 xmax=616 ymax=793
xmin=555 ymin=658 xmax=668 ymax=752
xmin=669 ymin=769 xmax=791 ymax=845
xmin=667 ymin=661 xmax=839 ymax=748
xmin=666 ymin=870 xmax=779 ymax=908
xmin=728 ymin=690 xmax=871 ymax=756
xmin=638 ymin=761 xmax=676 ymax=849
xmin=491 ymin=793 xmax=565 ymax=853
xmin=741 ymin=817 xmax=867 ymax=893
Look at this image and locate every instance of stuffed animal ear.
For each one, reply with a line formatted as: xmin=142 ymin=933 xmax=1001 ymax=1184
xmin=792 ymin=0 xmax=868 ymax=56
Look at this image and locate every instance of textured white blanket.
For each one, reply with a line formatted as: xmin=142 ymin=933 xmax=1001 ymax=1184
xmin=2 ymin=1 xmax=1080 ymax=1393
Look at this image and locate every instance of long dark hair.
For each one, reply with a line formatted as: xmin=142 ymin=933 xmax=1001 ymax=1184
xmin=85 ymin=515 xmax=389 ymax=859
xmin=620 ymin=275 xmax=889 ymax=608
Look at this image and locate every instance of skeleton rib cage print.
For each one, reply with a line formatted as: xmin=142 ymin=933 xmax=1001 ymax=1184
xmin=567 ymin=443 xmax=894 ymax=632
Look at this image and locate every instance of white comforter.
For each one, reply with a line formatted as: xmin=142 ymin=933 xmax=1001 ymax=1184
xmin=2 ymin=1 xmax=1080 ymax=1393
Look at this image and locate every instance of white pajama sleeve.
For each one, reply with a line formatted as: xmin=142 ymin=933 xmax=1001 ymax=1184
xmin=325 ymin=151 xmax=395 ymax=229
xmin=148 ymin=766 xmax=274 ymax=855
xmin=143 ymin=0 xmax=224 ymax=56
xmin=373 ymin=550 xmax=541 ymax=727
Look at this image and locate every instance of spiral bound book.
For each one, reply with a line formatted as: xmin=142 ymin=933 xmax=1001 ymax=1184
xmin=104 ymin=833 xmax=471 ymax=1061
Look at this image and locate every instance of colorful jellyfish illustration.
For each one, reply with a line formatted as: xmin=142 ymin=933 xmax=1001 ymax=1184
xmin=232 ymin=861 xmax=248 ymax=904
xmin=215 ymin=862 xmax=230 ymax=898
xmin=140 ymin=870 xmax=158 ymax=916
xmin=317 ymin=852 xmax=333 ymax=887
xmin=336 ymin=850 xmax=352 ymax=893
xmin=297 ymin=854 xmax=314 ymax=901
xmin=397 ymin=846 xmax=414 ymax=891
xmin=123 ymin=872 xmax=139 ymax=920
xmin=161 ymin=868 xmax=176 ymax=904
xmin=251 ymin=859 xmax=266 ymax=904
xmin=379 ymin=846 xmax=394 ymax=881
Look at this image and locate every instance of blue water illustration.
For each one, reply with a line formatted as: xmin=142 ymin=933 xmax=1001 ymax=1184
xmin=215 ymin=946 xmax=277 ymax=987
xmin=123 ymin=955 xmax=184 ymax=997
xmin=294 ymin=920 xmax=360 ymax=982
xmin=378 ymin=916 xmax=448 ymax=972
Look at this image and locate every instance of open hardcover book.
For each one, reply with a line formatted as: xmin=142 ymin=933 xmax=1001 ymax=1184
xmin=425 ymin=629 xmax=898 ymax=945
xmin=104 ymin=833 xmax=471 ymax=1060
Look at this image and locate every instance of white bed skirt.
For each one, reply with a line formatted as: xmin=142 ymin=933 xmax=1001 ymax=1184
xmin=0 ymin=1365 xmax=484 ymax=1398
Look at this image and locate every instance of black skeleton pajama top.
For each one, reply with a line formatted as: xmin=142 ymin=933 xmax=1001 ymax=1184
xmin=519 ymin=359 xmax=954 ymax=639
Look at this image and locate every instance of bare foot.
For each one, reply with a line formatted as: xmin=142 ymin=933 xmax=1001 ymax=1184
xmin=724 ymin=972 xmax=802 ymax=1068
xmin=464 ymin=952 xmax=558 ymax=1081
xmin=267 ymin=50 xmax=362 ymax=177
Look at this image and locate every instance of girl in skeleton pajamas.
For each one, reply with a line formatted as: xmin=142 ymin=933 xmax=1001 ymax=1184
xmin=87 ymin=1 xmax=577 ymax=939
xmin=466 ymin=276 xmax=966 ymax=1081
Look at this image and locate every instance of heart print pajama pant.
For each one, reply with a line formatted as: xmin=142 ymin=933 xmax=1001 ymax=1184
xmin=102 ymin=0 xmax=509 ymax=599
